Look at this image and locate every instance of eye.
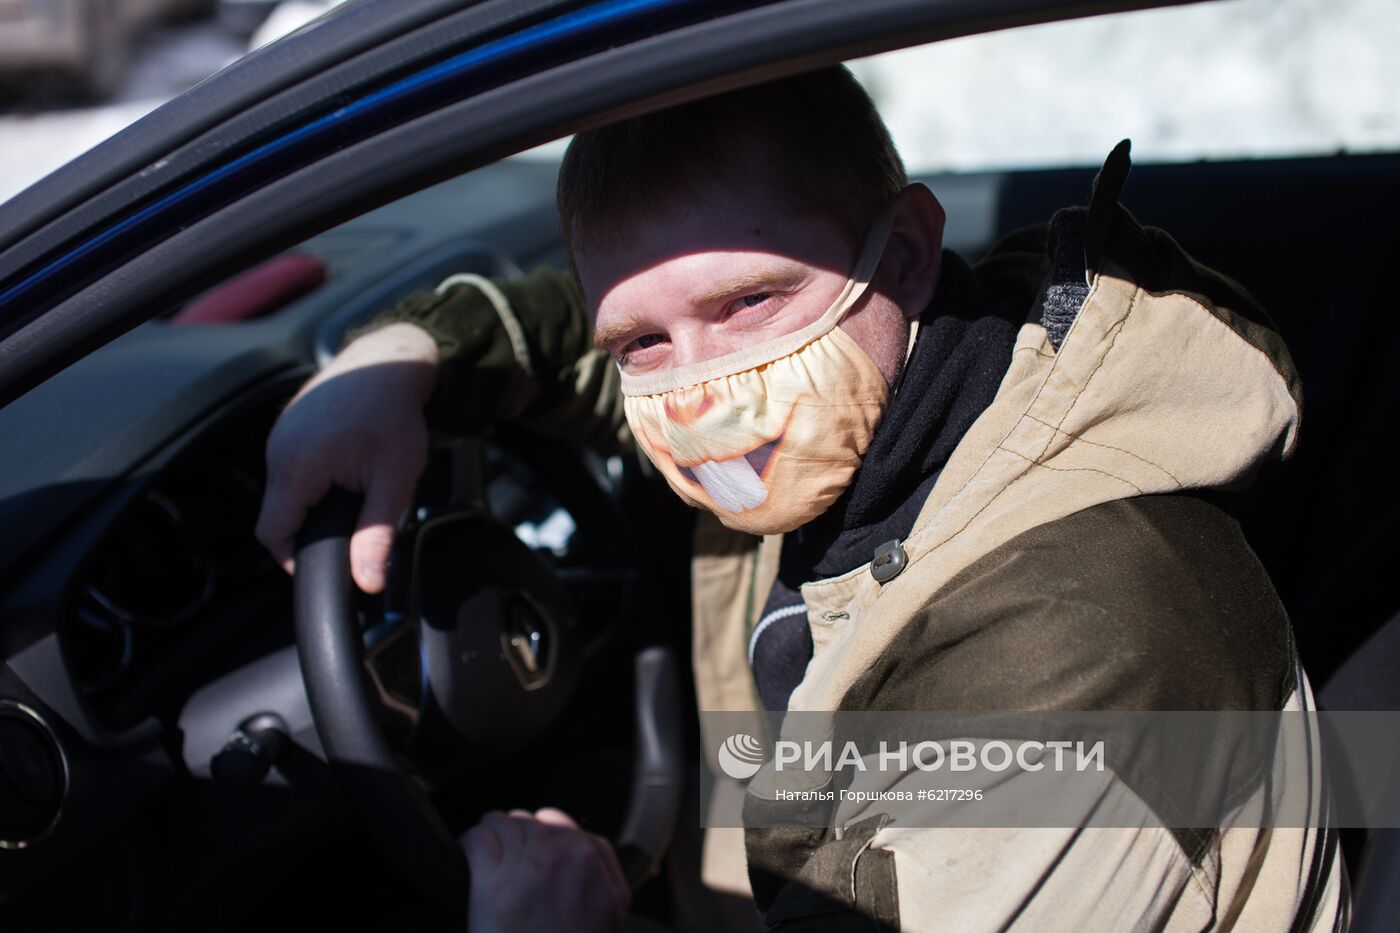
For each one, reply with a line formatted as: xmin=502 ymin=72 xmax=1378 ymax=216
xmin=616 ymin=332 xmax=666 ymax=365
xmin=722 ymin=292 xmax=779 ymax=321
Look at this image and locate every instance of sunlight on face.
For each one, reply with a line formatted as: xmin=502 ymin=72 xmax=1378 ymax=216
xmin=579 ymin=192 xmax=857 ymax=376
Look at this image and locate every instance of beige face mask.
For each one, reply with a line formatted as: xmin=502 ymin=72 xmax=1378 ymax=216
xmin=619 ymin=208 xmax=895 ymax=535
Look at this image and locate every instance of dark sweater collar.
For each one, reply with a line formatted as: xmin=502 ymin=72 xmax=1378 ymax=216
xmin=778 ymin=249 xmax=1021 ymax=587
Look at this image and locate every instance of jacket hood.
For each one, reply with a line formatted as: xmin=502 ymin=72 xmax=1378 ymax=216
xmin=1002 ymin=158 xmax=1302 ymax=495
xmin=783 ymin=141 xmax=1303 ymax=712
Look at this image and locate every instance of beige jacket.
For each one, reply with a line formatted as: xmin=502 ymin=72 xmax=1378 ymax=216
xmin=693 ymin=185 xmax=1345 ymax=929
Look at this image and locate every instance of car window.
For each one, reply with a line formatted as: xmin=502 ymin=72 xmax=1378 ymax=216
xmin=263 ymin=0 xmax=1400 ymax=336
xmin=848 ymin=0 xmax=1400 ymax=171
xmin=15 ymin=0 xmax=1396 ymax=336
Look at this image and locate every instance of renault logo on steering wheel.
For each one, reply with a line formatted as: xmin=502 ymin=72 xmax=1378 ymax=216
xmin=502 ymin=595 xmax=552 ymax=690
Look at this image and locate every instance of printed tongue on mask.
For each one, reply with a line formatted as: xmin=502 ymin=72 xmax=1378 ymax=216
xmin=691 ymin=456 xmax=768 ymax=513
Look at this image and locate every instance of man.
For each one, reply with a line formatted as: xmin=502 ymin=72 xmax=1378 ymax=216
xmin=256 ymin=68 xmax=1345 ymax=931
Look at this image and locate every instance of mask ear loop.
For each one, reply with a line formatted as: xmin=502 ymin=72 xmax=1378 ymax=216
xmin=825 ymin=200 xmax=900 ymax=328
xmin=619 ymin=202 xmax=900 ymax=398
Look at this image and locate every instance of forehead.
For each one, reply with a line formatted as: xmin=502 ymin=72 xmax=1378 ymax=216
xmin=574 ymin=155 xmax=853 ymax=318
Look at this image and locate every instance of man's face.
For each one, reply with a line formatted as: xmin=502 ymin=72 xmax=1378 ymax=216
xmin=578 ymin=145 xmax=923 ymax=390
xmin=575 ymin=144 xmax=944 ymax=524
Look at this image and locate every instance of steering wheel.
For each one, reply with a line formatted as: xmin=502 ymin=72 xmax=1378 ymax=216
xmin=291 ymin=480 xmax=681 ymax=924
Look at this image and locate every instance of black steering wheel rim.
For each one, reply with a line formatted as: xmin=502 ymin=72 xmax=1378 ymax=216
xmin=292 ymin=485 xmax=681 ymax=924
xmin=294 ymin=487 xmax=471 ymax=919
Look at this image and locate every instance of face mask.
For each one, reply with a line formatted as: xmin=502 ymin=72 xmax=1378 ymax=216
xmin=619 ymin=207 xmax=895 ymax=535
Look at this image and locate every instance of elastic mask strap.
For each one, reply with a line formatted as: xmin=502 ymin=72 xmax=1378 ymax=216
xmin=619 ymin=202 xmax=898 ymax=397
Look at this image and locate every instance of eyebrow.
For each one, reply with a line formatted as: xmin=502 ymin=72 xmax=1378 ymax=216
xmin=592 ymin=314 xmax=645 ymax=353
xmin=689 ymin=263 xmax=809 ymax=307
xmin=590 ymin=262 xmax=812 ymax=353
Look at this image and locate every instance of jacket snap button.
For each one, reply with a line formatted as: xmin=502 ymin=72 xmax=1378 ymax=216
xmin=871 ymin=539 xmax=907 ymax=584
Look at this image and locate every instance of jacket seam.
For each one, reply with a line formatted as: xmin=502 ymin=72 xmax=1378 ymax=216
xmin=1183 ymin=839 xmax=1219 ymax=915
xmin=1000 ymin=446 xmax=1144 ymax=495
xmin=1021 ymin=411 xmax=1183 ymax=488
xmin=1034 ymin=284 xmax=1138 ymax=463
xmin=901 ymin=277 xmax=1138 ymax=575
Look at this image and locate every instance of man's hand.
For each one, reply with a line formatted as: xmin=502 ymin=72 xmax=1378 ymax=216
xmin=255 ymin=322 xmax=440 ymax=593
xmin=463 ymin=808 xmax=630 ymax=933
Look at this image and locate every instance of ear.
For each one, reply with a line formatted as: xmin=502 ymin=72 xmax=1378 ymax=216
xmin=879 ymin=183 xmax=945 ymax=320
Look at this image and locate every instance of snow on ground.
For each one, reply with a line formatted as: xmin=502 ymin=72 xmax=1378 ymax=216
xmin=0 ymin=3 xmax=330 ymax=206
xmin=1 ymin=0 xmax=1398 ymax=211
xmin=0 ymin=100 xmax=163 ymax=205
xmin=0 ymin=17 xmax=244 ymax=205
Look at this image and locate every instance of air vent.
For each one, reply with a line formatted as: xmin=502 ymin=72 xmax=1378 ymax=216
xmin=0 ymin=700 xmax=67 ymax=850
xmin=87 ymin=490 xmax=212 ymax=627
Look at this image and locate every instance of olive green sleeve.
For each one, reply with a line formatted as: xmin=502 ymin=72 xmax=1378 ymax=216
xmin=345 ymin=266 xmax=633 ymax=456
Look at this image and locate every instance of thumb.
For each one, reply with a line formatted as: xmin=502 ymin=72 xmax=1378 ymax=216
xmin=349 ymin=463 xmax=418 ymax=593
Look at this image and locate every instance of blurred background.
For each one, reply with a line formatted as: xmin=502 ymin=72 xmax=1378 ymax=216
xmin=1 ymin=0 xmax=1399 ymax=207
xmin=0 ymin=0 xmax=346 ymax=205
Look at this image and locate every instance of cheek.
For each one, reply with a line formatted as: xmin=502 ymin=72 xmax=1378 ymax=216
xmin=836 ymin=295 xmax=909 ymax=388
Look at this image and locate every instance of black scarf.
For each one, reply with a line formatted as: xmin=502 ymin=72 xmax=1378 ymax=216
xmin=779 ymin=248 xmax=1022 ymax=585
xmin=752 ymin=248 xmax=1027 ymax=710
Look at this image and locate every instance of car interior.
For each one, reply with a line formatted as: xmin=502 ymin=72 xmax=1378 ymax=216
xmin=2 ymin=146 xmax=1397 ymax=930
xmin=1 ymin=2 xmax=1398 ymax=930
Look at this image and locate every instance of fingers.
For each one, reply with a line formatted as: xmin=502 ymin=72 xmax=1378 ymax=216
xmin=588 ymin=832 xmax=631 ymax=922
xmin=534 ymin=808 xmax=630 ymax=920
xmin=252 ymin=483 xmax=297 ymax=574
xmin=254 ymin=470 xmax=324 ymax=576
xmin=463 ymin=822 xmax=503 ymax=871
xmin=464 ymin=808 xmax=631 ymax=932
xmin=349 ymin=459 xmax=418 ymax=593
xmin=465 ymin=810 xmax=531 ymax=879
xmin=507 ymin=808 xmax=556 ymax=850
xmin=479 ymin=810 xmax=527 ymax=856
xmin=533 ymin=807 xmax=580 ymax=831
xmin=259 ymin=458 xmax=413 ymax=593
xmin=256 ymin=329 xmax=439 ymax=589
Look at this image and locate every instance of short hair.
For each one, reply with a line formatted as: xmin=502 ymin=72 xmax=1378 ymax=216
xmin=556 ymin=65 xmax=908 ymax=267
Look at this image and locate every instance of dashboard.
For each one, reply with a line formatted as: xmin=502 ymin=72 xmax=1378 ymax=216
xmin=62 ymin=392 xmax=290 ymax=737
xmin=0 ymin=156 xmax=569 ymax=912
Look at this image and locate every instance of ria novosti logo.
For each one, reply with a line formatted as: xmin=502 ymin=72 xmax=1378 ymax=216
xmin=717 ymin=733 xmax=766 ymax=780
